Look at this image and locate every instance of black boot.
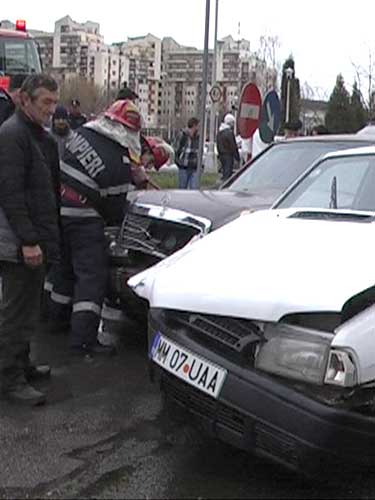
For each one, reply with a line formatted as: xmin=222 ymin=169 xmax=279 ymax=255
xmin=4 ymin=383 xmax=46 ymax=406
xmin=25 ymin=364 xmax=51 ymax=382
xmin=70 ymin=342 xmax=116 ymax=359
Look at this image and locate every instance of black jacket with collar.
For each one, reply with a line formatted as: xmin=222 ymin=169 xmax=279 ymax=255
xmin=0 ymin=110 xmax=60 ymax=263
xmin=0 ymin=89 xmax=15 ymax=126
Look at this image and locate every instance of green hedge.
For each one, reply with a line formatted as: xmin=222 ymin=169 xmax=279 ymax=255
xmin=149 ymin=171 xmax=220 ymax=190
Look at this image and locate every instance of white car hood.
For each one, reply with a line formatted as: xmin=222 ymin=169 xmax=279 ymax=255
xmin=129 ymin=209 xmax=375 ymax=322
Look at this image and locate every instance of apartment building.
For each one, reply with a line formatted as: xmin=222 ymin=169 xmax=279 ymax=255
xmin=158 ymin=34 xmax=275 ymax=133
xmin=120 ymin=34 xmax=162 ymax=128
xmin=32 ymin=16 xmax=129 ymax=94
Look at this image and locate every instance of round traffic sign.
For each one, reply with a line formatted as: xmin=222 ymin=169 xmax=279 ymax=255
xmin=209 ymin=84 xmax=222 ymax=103
xmin=259 ymin=91 xmax=281 ymax=143
xmin=237 ymin=83 xmax=262 ymax=139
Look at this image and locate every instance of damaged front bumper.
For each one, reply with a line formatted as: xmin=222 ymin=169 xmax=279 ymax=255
xmin=148 ymin=308 xmax=375 ymax=474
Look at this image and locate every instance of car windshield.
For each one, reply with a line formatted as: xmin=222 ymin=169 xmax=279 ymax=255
xmin=0 ymin=37 xmax=41 ymax=74
xmin=276 ymin=154 xmax=375 ymax=212
xmin=226 ymin=141 xmax=372 ymax=195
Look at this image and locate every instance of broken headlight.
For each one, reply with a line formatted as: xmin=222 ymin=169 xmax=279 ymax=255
xmin=255 ymin=324 xmax=331 ymax=385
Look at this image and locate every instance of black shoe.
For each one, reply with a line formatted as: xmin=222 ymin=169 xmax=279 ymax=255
xmin=70 ymin=342 xmax=116 ymax=358
xmin=4 ymin=383 xmax=46 ymax=406
xmin=25 ymin=364 xmax=51 ymax=383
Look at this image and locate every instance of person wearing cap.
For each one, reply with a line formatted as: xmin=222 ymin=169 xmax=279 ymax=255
xmin=284 ymin=119 xmax=303 ymax=139
xmin=48 ymin=99 xmax=152 ymax=358
xmin=117 ymin=83 xmax=139 ymax=102
xmin=50 ymin=105 xmax=74 ymax=158
xmin=216 ymin=113 xmax=240 ymax=181
xmin=68 ymin=99 xmax=87 ymax=130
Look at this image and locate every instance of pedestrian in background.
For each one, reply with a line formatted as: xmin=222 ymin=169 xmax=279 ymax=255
xmin=0 ymin=74 xmax=60 ymax=406
xmin=0 ymin=74 xmax=27 ymax=126
xmin=216 ymin=113 xmax=240 ymax=181
xmin=68 ymin=99 xmax=87 ymax=130
xmin=175 ymin=117 xmax=200 ymax=189
xmin=50 ymin=105 xmax=73 ymax=158
xmin=117 ymin=83 xmax=139 ymax=102
xmin=284 ymin=119 xmax=303 ymax=139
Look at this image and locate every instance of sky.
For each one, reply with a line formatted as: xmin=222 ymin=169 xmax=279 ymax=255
xmin=4 ymin=0 xmax=375 ymax=99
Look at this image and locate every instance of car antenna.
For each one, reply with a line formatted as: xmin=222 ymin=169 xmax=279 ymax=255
xmin=329 ymin=176 xmax=338 ymax=209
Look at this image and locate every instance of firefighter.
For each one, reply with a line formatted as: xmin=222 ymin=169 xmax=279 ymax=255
xmin=49 ymin=100 xmax=150 ymax=358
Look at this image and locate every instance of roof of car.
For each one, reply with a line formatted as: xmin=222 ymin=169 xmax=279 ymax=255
xmin=277 ymin=134 xmax=375 ymax=144
xmin=322 ymin=145 xmax=375 ymax=160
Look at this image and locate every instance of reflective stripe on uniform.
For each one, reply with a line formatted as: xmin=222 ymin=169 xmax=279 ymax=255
xmin=99 ymin=184 xmax=132 ymax=197
xmin=101 ymin=304 xmax=126 ymax=322
xmin=44 ymin=281 xmax=53 ymax=292
xmin=60 ymin=207 xmax=101 ymax=218
xmin=73 ymin=301 xmax=102 ymax=316
xmin=60 ymin=161 xmax=99 ymax=191
xmin=51 ymin=291 xmax=72 ymax=305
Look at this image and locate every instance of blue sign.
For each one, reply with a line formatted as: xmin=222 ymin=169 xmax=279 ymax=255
xmin=259 ymin=91 xmax=281 ymax=144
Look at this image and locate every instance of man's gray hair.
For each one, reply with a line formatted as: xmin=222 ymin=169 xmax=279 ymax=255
xmin=20 ymin=73 xmax=58 ymax=100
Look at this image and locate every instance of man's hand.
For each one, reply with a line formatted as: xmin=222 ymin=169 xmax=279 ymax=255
xmin=22 ymin=245 xmax=43 ymax=268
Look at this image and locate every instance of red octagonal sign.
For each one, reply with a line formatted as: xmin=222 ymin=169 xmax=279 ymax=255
xmin=237 ymin=83 xmax=262 ymax=139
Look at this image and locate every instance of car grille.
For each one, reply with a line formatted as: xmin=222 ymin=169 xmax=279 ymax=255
xmin=162 ymin=374 xmax=301 ymax=467
xmin=172 ymin=312 xmax=265 ymax=354
xmin=120 ymin=212 xmax=200 ymax=259
xmin=162 ymin=373 xmax=246 ymax=436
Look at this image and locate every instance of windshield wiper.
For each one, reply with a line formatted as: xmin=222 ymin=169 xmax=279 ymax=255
xmin=329 ymin=176 xmax=338 ymax=209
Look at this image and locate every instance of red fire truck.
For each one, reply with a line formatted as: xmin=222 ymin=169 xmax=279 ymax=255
xmin=0 ymin=20 xmax=42 ymax=91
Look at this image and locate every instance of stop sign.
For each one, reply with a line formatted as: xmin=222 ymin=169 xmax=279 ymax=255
xmin=237 ymin=83 xmax=262 ymax=139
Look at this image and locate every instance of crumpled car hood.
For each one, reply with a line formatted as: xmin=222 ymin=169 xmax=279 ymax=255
xmin=128 ymin=209 xmax=375 ymax=322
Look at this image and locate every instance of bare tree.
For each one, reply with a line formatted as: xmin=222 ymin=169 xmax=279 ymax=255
xmin=256 ymin=35 xmax=281 ymax=93
xmin=351 ymin=48 xmax=375 ymax=118
xmin=58 ymin=76 xmax=109 ymax=116
xmin=301 ymin=82 xmax=329 ymax=102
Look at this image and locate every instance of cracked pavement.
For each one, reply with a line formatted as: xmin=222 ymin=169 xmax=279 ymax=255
xmin=0 ymin=322 xmax=375 ymax=499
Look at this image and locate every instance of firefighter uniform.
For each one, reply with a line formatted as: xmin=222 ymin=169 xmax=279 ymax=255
xmin=50 ymin=125 xmax=134 ymax=351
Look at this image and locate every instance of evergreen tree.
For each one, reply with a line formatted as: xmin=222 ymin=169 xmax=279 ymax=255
xmin=280 ymin=56 xmax=301 ymax=132
xmin=325 ymin=74 xmax=354 ymax=133
xmin=350 ymin=81 xmax=367 ymax=132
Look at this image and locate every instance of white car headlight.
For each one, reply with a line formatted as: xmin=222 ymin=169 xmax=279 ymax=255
xmin=255 ymin=324 xmax=331 ymax=385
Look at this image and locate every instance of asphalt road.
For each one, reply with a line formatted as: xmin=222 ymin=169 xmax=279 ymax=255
xmin=0 ymin=321 xmax=374 ymax=499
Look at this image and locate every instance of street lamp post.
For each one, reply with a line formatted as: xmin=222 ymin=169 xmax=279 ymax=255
xmin=197 ymin=0 xmax=211 ymax=185
xmin=285 ymin=67 xmax=294 ymax=124
xmin=206 ymin=0 xmax=219 ymax=173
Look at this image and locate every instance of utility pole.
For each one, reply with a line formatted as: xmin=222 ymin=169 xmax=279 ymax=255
xmin=206 ymin=0 xmax=219 ymax=173
xmin=197 ymin=0 xmax=211 ymax=186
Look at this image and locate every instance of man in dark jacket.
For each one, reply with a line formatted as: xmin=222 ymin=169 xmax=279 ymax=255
xmin=216 ymin=113 xmax=240 ymax=181
xmin=68 ymin=99 xmax=87 ymax=130
xmin=49 ymin=99 xmax=149 ymax=359
xmin=0 ymin=74 xmax=27 ymax=125
xmin=0 ymin=74 xmax=59 ymax=406
xmin=175 ymin=117 xmax=200 ymax=189
xmin=50 ymin=104 xmax=74 ymax=158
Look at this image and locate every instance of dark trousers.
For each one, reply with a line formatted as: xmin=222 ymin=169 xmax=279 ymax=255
xmin=0 ymin=262 xmax=44 ymax=392
xmin=220 ymin=154 xmax=234 ymax=181
xmin=50 ymin=217 xmax=108 ymax=348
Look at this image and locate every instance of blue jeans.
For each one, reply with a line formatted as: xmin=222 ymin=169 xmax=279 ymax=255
xmin=178 ymin=167 xmax=199 ymax=189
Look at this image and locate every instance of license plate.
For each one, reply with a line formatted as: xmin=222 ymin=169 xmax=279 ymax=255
xmin=150 ymin=332 xmax=227 ymax=399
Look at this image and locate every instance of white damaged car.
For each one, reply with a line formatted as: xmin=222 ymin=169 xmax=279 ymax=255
xmin=129 ymin=146 xmax=375 ymax=473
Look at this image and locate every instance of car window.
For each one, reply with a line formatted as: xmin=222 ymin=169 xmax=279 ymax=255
xmin=277 ymin=155 xmax=375 ymax=211
xmin=226 ymin=141 xmax=372 ymax=195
